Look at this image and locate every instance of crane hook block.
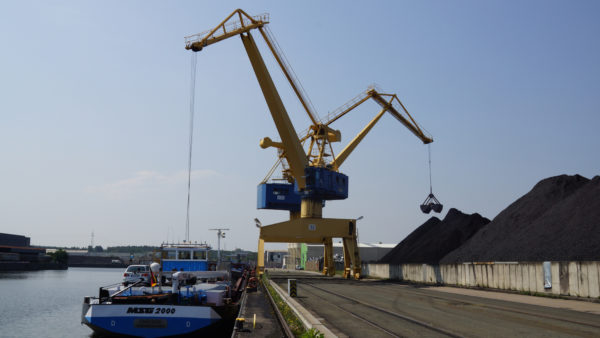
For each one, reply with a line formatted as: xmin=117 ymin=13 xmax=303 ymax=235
xmin=420 ymin=193 xmax=443 ymax=214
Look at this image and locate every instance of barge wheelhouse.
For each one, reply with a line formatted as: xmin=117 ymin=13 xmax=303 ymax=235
xmin=159 ymin=242 xmax=212 ymax=272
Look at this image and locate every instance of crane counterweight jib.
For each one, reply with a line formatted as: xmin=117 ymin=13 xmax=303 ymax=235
xmin=260 ymin=137 xmax=283 ymax=149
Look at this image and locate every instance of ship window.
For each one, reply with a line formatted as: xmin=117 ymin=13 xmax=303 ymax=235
xmin=166 ymin=250 xmax=176 ymax=259
xmin=193 ymin=251 xmax=207 ymax=260
xmin=178 ymin=250 xmax=191 ymax=260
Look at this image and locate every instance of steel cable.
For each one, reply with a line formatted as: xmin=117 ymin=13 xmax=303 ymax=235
xmin=185 ymin=53 xmax=198 ymax=242
xmin=428 ymin=144 xmax=433 ymax=194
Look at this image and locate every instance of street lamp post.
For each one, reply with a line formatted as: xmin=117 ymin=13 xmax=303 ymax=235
xmin=209 ymin=228 xmax=229 ymax=267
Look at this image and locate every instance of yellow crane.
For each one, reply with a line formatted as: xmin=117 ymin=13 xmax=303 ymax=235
xmin=185 ymin=9 xmax=435 ymax=279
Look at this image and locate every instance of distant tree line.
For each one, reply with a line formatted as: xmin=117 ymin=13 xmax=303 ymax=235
xmin=35 ymin=245 xmax=257 ymax=260
xmin=105 ymin=246 xmax=159 ymax=254
xmin=49 ymin=249 xmax=68 ymax=264
xmin=210 ymin=248 xmax=258 ymax=262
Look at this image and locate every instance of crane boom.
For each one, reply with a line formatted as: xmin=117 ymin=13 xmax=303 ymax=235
xmin=258 ymin=27 xmax=320 ymax=126
xmin=185 ymin=9 xmax=319 ymax=125
xmin=186 ymin=9 xmax=310 ymax=188
xmin=240 ymin=32 xmax=309 ymax=188
xmin=185 ymin=10 xmax=267 ymax=51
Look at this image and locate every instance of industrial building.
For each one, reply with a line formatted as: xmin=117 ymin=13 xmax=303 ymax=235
xmin=287 ymin=242 xmax=395 ymax=269
xmin=0 ymin=232 xmax=59 ymax=270
xmin=0 ymin=233 xmax=31 ymax=247
xmin=264 ymin=250 xmax=287 ymax=268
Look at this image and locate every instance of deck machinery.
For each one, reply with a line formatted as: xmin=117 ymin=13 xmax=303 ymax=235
xmin=185 ymin=9 xmax=433 ymax=279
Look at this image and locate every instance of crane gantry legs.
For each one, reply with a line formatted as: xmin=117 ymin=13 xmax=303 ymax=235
xmin=322 ymin=237 xmax=334 ymax=276
xmin=257 ymin=216 xmax=362 ymax=279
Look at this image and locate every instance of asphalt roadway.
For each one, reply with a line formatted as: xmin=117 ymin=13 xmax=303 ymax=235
xmin=269 ymin=270 xmax=600 ymax=338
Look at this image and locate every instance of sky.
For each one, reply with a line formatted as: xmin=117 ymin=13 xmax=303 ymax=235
xmin=0 ymin=1 xmax=598 ymax=251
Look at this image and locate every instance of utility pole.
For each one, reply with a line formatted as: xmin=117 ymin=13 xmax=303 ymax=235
xmin=209 ymin=228 xmax=229 ymax=267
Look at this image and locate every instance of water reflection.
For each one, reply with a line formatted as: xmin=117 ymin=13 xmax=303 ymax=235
xmin=0 ymin=267 xmax=122 ymax=337
xmin=0 ymin=270 xmax=68 ymax=280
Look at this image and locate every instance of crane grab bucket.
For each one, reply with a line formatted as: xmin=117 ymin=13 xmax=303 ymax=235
xmin=420 ymin=193 xmax=443 ymax=214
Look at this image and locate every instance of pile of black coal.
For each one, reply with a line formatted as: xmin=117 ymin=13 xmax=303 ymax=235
xmin=379 ymin=208 xmax=490 ymax=264
xmin=441 ymin=174 xmax=600 ymax=263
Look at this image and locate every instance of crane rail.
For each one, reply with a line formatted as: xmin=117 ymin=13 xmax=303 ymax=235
xmin=302 ymin=282 xmax=463 ymax=338
xmin=371 ymin=284 xmax=600 ymax=330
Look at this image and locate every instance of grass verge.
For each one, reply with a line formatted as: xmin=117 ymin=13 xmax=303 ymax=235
xmin=518 ymin=290 xmax=564 ymax=299
xmin=261 ymin=272 xmax=324 ymax=337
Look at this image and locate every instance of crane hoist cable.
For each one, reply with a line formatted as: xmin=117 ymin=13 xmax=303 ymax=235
xmin=420 ymin=144 xmax=443 ymax=214
xmin=184 ymin=52 xmax=198 ymax=242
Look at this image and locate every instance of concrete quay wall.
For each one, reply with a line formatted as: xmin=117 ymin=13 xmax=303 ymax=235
xmin=362 ymin=261 xmax=600 ymax=299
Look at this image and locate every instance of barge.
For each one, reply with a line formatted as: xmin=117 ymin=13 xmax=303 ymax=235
xmin=81 ymin=243 xmax=250 ymax=337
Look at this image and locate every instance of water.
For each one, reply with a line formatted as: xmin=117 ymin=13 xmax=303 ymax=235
xmin=0 ymin=268 xmax=122 ymax=338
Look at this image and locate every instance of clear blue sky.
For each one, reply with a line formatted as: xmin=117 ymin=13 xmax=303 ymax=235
xmin=1 ymin=1 xmax=598 ymax=251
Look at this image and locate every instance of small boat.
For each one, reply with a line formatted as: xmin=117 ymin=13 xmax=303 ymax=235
xmin=81 ymin=243 xmax=250 ymax=337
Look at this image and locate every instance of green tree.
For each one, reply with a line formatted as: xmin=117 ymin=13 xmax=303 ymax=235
xmin=49 ymin=249 xmax=68 ymax=264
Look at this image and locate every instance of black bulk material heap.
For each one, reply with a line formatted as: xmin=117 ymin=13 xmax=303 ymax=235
xmin=379 ymin=208 xmax=490 ymax=264
xmin=441 ymin=174 xmax=600 ymax=263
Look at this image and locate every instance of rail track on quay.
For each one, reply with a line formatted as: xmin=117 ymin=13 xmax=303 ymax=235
xmin=301 ymin=281 xmax=462 ymax=337
xmin=270 ymin=271 xmax=600 ymax=337
xmin=369 ymin=283 xmax=600 ymax=331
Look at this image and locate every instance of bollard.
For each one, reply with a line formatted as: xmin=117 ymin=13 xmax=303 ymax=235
xmin=234 ymin=317 xmax=245 ymax=330
xmin=288 ymin=279 xmax=297 ymax=297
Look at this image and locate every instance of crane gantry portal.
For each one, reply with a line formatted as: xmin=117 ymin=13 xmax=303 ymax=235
xmin=185 ymin=9 xmax=436 ymax=279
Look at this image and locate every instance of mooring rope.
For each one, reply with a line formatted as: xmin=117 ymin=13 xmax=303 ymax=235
xmin=185 ymin=52 xmax=198 ymax=243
